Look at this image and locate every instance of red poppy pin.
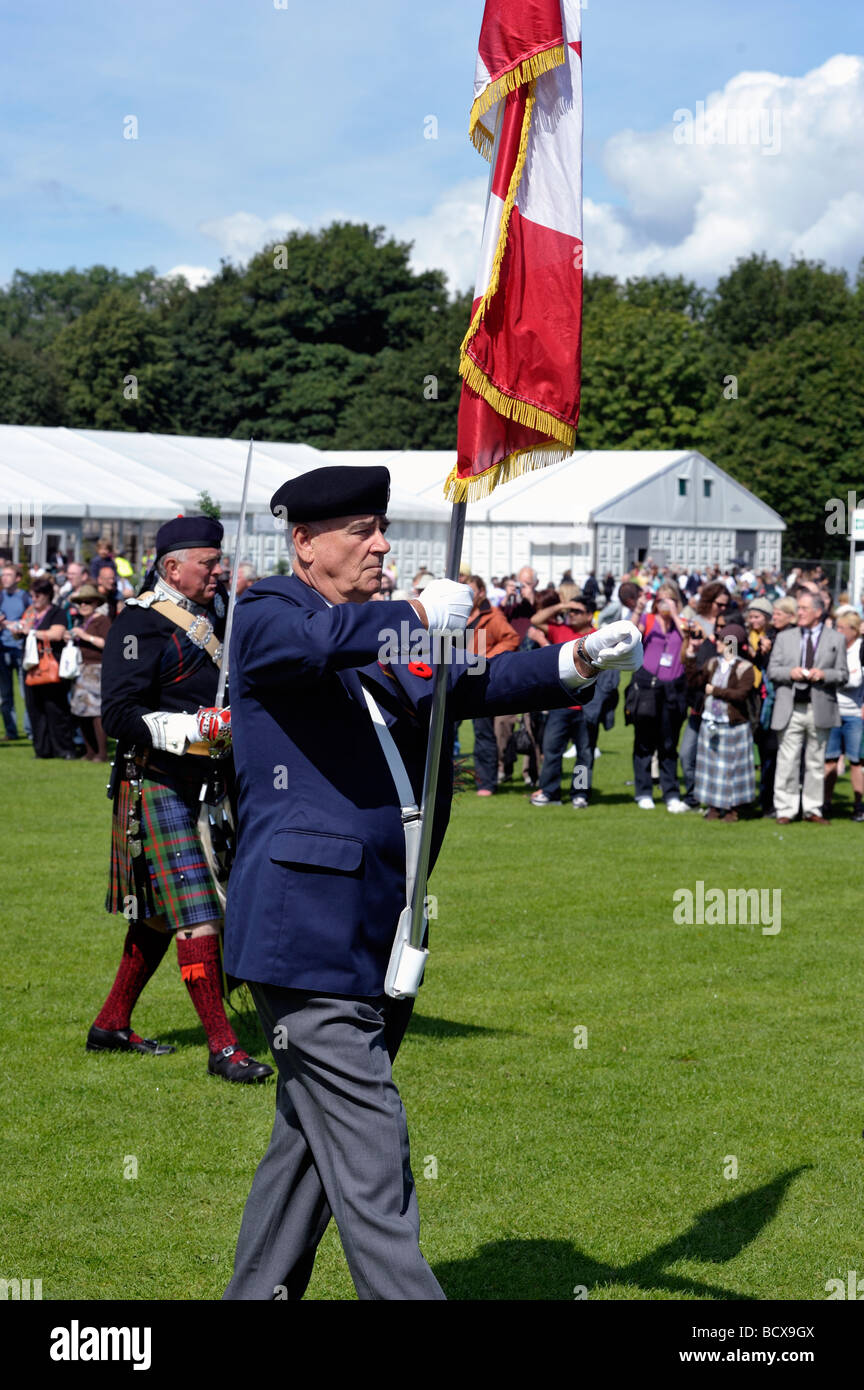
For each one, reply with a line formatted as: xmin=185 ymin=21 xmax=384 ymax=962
xmin=407 ymin=661 xmax=433 ymax=679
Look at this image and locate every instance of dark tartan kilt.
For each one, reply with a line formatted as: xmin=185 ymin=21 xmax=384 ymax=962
xmin=107 ymin=778 xmax=222 ymax=931
xmin=694 ymin=720 xmax=756 ymax=810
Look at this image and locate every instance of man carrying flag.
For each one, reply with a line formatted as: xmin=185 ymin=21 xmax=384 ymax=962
xmin=223 ymin=0 xmax=641 ymax=1301
xmin=222 ymin=468 xmax=640 ymax=1299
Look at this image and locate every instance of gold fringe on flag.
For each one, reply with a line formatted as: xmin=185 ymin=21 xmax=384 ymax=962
xmin=471 ymin=118 xmax=496 ymax=160
xmin=455 ymin=52 xmax=577 ymax=505
xmin=444 ymin=441 xmax=574 ymax=504
xmin=461 ymin=84 xmax=537 ymax=357
xmin=459 ymin=356 xmax=576 ymax=448
xmin=469 ymin=44 xmax=566 ymax=160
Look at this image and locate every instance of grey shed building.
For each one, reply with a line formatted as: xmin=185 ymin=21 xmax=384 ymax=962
xmin=322 ymin=447 xmax=786 ymax=583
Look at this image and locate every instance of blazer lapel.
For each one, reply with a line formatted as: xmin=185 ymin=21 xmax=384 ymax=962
xmin=813 ymin=625 xmax=832 ymax=667
xmin=339 ymin=662 xmax=410 ymax=729
xmin=289 ymin=580 xmax=419 ymax=728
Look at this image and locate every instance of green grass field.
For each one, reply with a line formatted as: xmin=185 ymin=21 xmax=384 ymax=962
xmin=2 ymin=703 xmax=863 ymax=1302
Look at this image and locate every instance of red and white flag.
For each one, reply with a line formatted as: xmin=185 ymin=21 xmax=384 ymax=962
xmin=447 ymin=0 xmax=583 ymax=502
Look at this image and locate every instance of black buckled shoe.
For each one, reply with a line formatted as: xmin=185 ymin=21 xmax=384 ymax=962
xmin=87 ymin=1024 xmax=175 ymax=1055
xmin=208 ymin=1045 xmax=273 ymax=1083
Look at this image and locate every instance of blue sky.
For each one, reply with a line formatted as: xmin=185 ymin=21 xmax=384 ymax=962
xmin=1 ymin=0 xmax=861 ymax=290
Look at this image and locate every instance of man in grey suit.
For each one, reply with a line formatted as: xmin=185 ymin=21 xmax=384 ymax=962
xmin=768 ymin=591 xmax=848 ymax=823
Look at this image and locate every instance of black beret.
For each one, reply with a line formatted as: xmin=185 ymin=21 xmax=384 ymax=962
xmin=270 ymin=466 xmax=390 ymax=523
xmin=155 ymin=515 xmax=224 ymax=561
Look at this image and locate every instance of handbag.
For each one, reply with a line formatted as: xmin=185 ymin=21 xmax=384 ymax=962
xmin=59 ymin=642 xmax=83 ymax=680
xmin=25 ymin=645 xmax=61 ymax=686
xmin=22 ymin=629 xmax=39 ymax=671
xmin=624 ymin=675 xmax=659 ymax=724
xmin=514 ymin=717 xmax=534 ymax=754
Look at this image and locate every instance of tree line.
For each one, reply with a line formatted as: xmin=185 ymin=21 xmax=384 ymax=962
xmin=1 ymin=222 xmax=862 ymax=556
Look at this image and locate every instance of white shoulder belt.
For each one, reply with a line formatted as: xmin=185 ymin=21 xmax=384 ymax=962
xmin=358 ymin=679 xmax=430 ymax=997
xmin=358 ymin=681 xmax=422 ymax=909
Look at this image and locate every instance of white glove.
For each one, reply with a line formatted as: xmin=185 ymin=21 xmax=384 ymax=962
xmin=582 ymin=621 xmax=644 ymax=672
xmin=416 ymin=580 xmax=474 ymax=635
xmin=142 ymin=710 xmax=201 ymax=755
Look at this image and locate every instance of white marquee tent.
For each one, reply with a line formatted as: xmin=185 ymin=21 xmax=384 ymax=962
xmin=0 ymin=426 xmax=451 ymax=581
xmin=0 ymin=427 xmax=784 ymax=584
xmin=319 ymin=446 xmax=786 ymax=580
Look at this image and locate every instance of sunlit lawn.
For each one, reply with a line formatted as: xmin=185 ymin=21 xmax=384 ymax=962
xmin=2 ymin=704 xmax=862 ymax=1300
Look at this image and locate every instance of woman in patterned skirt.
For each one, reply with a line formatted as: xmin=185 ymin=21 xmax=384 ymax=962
xmin=685 ymin=622 xmax=756 ymax=822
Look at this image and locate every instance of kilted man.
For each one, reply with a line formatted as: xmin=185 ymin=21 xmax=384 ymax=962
xmin=87 ymin=515 xmax=273 ymax=1084
xmin=222 ymin=466 xmax=642 ymax=1299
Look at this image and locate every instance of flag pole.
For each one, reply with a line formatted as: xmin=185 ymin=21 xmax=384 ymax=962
xmin=197 ymin=438 xmax=254 ymax=984
xmin=406 ymin=501 xmax=467 ymax=949
xmin=215 ymin=437 xmax=254 ymax=710
xmin=406 ymin=107 xmax=504 ymax=952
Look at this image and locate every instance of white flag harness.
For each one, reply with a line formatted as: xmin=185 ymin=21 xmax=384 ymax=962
xmin=359 ymin=680 xmax=429 ymax=999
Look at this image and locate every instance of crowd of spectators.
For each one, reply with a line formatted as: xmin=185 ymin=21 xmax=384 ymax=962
xmin=380 ymin=558 xmax=860 ymax=824
xmin=0 ymin=545 xmax=129 ymax=760
xmin=5 ymin=547 xmax=862 ymax=823
xmin=0 ymin=541 xmax=267 ymax=763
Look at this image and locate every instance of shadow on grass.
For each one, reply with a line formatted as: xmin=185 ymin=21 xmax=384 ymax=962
xmin=159 ymin=1009 xmax=270 ymax=1053
xmin=434 ymin=1167 xmax=807 ymax=1300
xmin=157 ymin=1010 xmax=499 ymax=1051
xmin=407 ymin=1013 xmax=501 ymax=1042
xmin=480 ymin=780 xmax=638 ymax=808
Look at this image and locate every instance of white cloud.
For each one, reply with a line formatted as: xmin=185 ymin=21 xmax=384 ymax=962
xmin=197 ymin=210 xmax=305 ymax=262
xmin=161 ymin=54 xmax=863 ymax=300
xmin=793 ymin=191 xmax=864 ymax=270
xmin=186 ymin=183 xmax=490 ymax=294
xmin=392 ymin=177 xmax=488 ymax=292
xmin=393 ymin=53 xmax=864 ymax=290
xmin=587 ymin=53 xmax=864 ymax=283
xmin=162 ymin=264 xmax=214 ymax=289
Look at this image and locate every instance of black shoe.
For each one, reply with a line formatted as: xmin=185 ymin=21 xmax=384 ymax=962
xmin=86 ymin=1024 xmax=175 ymax=1055
xmin=208 ymin=1045 xmax=273 ymax=1084
xmin=853 ymin=806 xmax=864 ymax=823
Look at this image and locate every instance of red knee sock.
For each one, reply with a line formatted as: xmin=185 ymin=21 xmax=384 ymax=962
xmin=176 ymin=934 xmax=246 ymax=1057
xmin=94 ymin=922 xmax=172 ymax=1038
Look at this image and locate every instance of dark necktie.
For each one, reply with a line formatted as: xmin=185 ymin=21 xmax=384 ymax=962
xmin=804 ymin=631 xmax=815 ymax=668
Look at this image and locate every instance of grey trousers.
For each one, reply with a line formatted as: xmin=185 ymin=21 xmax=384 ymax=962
xmin=223 ymin=984 xmax=445 ymax=1301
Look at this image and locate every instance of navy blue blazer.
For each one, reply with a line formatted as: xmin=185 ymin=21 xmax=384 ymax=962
xmin=223 ymin=575 xmax=580 ymax=995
